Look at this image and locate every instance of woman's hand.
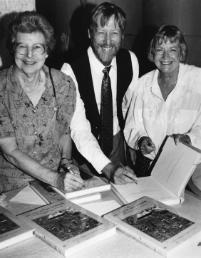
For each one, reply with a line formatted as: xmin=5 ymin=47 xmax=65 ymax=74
xmin=64 ymin=172 xmax=85 ymax=192
xmin=138 ymin=136 xmax=156 ymax=155
xmin=58 ymin=158 xmax=79 ymax=174
xmin=173 ymin=134 xmax=191 ymax=145
xmin=58 ymin=158 xmax=85 ymax=192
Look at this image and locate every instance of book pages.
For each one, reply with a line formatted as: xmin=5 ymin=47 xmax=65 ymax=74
xmin=112 ymin=137 xmax=201 ymax=205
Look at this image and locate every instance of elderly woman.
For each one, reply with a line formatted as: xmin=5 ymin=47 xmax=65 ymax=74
xmin=0 ymin=11 xmax=84 ymax=192
xmin=124 ymin=25 xmax=201 ymax=177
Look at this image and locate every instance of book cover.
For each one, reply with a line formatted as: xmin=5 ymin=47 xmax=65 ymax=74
xmin=4 ymin=184 xmax=50 ymax=216
xmin=53 ymin=176 xmax=111 ymax=202
xmin=112 ymin=137 xmax=201 ymax=205
xmin=20 ymin=199 xmax=116 ymax=256
xmin=104 ymin=196 xmax=201 ymax=257
xmin=29 ymin=180 xmax=64 ymax=203
xmin=0 ymin=206 xmax=34 ymax=250
xmin=80 ymin=199 xmax=121 ymax=216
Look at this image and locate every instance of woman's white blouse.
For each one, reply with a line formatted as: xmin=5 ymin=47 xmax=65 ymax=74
xmin=124 ymin=63 xmax=201 ymax=159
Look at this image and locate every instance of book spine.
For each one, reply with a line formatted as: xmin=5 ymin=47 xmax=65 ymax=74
xmin=33 ymin=231 xmax=65 ymax=257
xmin=111 ymin=184 xmax=128 ymax=205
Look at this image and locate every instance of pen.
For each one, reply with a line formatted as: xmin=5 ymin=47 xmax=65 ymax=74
xmin=124 ymin=173 xmax=138 ymax=184
xmin=59 ymin=163 xmax=79 ymax=176
xmin=120 ymin=163 xmax=138 ymax=184
xmin=66 ymin=165 xmax=80 ymax=176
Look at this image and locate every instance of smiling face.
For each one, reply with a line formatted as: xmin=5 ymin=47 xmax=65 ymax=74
xmin=89 ymin=15 xmax=123 ymax=66
xmin=14 ymin=32 xmax=48 ymax=76
xmin=154 ymin=40 xmax=181 ymax=75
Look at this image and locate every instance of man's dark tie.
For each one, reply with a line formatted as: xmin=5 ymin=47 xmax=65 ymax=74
xmin=100 ymin=66 xmax=113 ymax=156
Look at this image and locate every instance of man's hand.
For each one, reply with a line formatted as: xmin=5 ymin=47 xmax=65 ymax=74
xmin=138 ymin=136 xmax=155 ymax=155
xmin=102 ymin=162 xmax=137 ymax=185
xmin=113 ymin=166 xmax=137 ymax=185
xmin=173 ymin=134 xmax=191 ymax=145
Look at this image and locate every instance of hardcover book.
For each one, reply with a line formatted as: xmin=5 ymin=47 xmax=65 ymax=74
xmin=4 ymin=184 xmax=49 ymax=215
xmin=20 ymin=199 xmax=115 ymax=256
xmin=53 ymin=176 xmax=111 ymax=204
xmin=104 ymin=196 xmax=201 ymax=257
xmin=0 ymin=206 xmax=34 ymax=250
xmin=80 ymin=199 xmax=121 ymax=216
xmin=112 ymin=137 xmax=201 ymax=205
xmin=29 ymin=180 xmax=64 ymax=203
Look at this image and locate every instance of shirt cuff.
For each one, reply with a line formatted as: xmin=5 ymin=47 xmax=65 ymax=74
xmin=101 ymin=162 xmax=120 ymax=182
xmin=93 ymin=157 xmax=111 ymax=174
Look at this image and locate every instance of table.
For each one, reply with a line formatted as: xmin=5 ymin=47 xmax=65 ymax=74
xmin=1 ymin=190 xmax=201 ymax=258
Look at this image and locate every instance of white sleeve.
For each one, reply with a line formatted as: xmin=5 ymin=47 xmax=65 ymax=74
xmin=186 ymin=102 xmax=201 ymax=149
xmin=61 ymin=63 xmax=111 ymax=173
xmin=122 ymin=51 xmax=139 ymax=120
xmin=124 ymin=82 xmax=147 ymax=149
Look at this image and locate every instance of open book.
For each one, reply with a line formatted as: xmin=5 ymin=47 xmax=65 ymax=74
xmin=20 ymin=199 xmax=115 ymax=257
xmin=112 ymin=137 xmax=201 ymax=205
xmin=53 ymin=176 xmax=111 ymax=204
xmin=104 ymin=196 xmax=201 ymax=257
xmin=0 ymin=206 xmax=34 ymax=250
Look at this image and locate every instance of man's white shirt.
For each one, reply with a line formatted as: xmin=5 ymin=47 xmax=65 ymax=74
xmin=61 ymin=47 xmax=139 ymax=172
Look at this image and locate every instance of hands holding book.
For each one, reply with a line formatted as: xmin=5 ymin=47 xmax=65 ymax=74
xmin=137 ymin=135 xmax=191 ymax=155
xmin=172 ymin=134 xmax=191 ymax=145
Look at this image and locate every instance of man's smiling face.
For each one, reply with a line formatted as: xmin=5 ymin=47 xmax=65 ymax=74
xmin=89 ymin=14 xmax=123 ymax=66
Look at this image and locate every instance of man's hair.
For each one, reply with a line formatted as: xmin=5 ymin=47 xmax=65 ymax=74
xmin=89 ymin=2 xmax=126 ymax=34
xmin=7 ymin=11 xmax=55 ymax=54
xmin=148 ymin=24 xmax=188 ymax=63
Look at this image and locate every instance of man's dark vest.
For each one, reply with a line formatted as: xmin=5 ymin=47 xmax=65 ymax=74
xmin=70 ymin=48 xmax=133 ymax=143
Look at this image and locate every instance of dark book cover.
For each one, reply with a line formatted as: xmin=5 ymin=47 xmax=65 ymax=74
xmin=20 ymin=199 xmax=115 ymax=256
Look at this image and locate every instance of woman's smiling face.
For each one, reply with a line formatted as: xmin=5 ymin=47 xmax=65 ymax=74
xmin=154 ymin=39 xmax=181 ymax=75
xmin=14 ymin=32 xmax=48 ymax=76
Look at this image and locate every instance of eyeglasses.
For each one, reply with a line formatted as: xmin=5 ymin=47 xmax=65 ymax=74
xmin=15 ymin=43 xmax=46 ymax=57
